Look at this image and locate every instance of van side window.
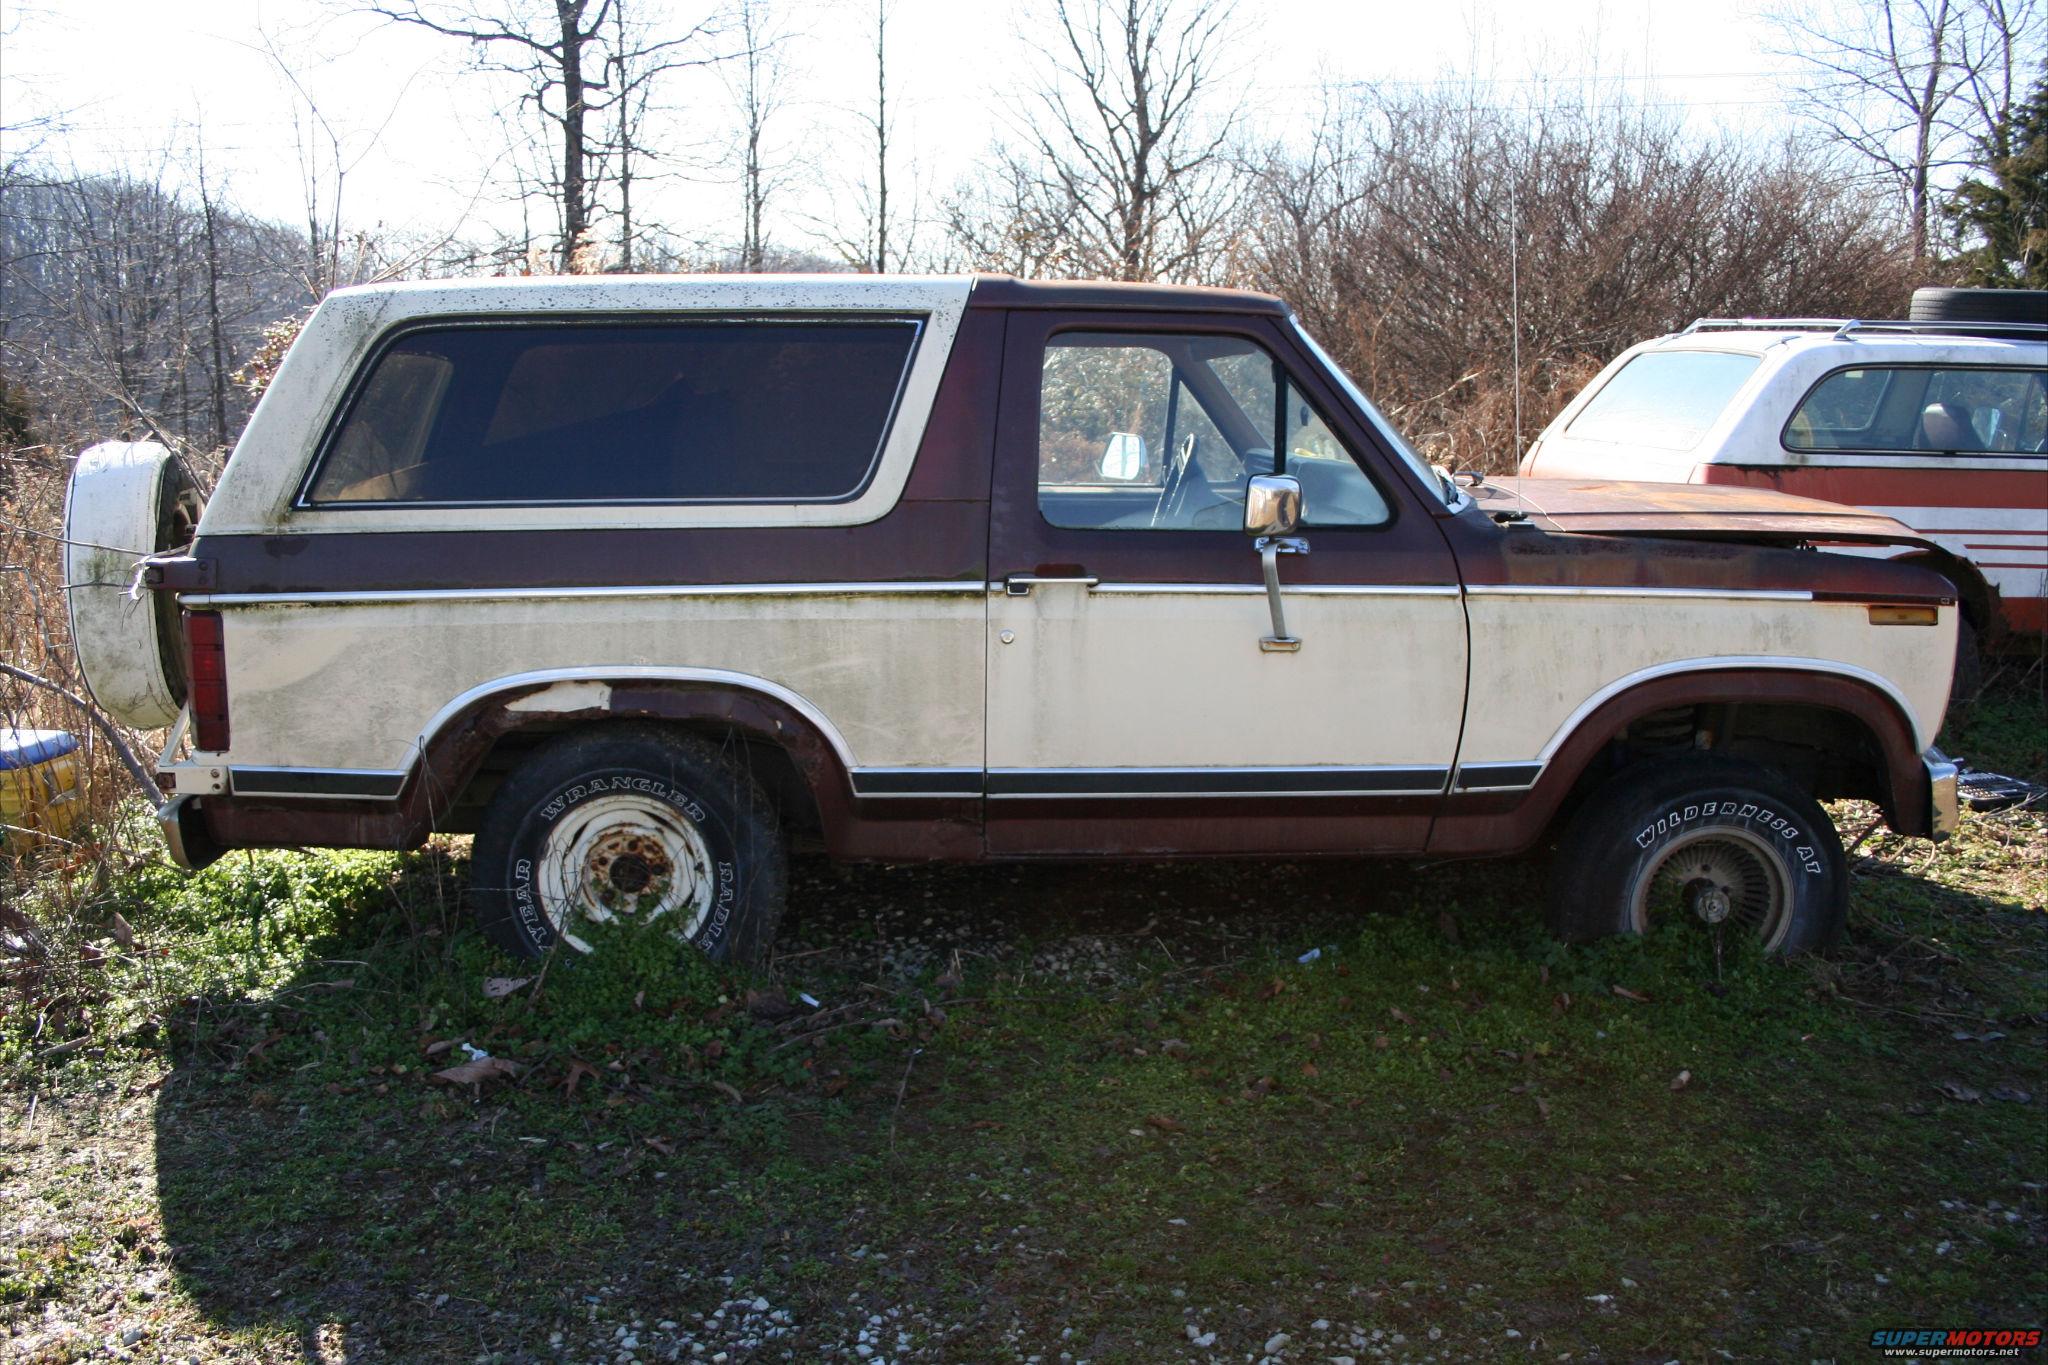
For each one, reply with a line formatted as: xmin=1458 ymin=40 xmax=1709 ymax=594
xmin=1037 ymin=331 xmax=1388 ymax=531
xmin=1785 ymin=366 xmax=2048 ymax=454
xmin=304 ymin=319 xmax=920 ymax=506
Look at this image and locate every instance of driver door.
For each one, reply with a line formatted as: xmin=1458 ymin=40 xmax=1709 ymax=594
xmin=984 ymin=310 xmax=1469 ymax=856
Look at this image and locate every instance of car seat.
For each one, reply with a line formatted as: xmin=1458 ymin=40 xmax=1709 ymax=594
xmin=1917 ymin=401 xmax=1975 ymax=451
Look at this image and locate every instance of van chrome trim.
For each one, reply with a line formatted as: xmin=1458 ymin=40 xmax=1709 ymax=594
xmin=985 ymin=765 xmax=1449 ymax=798
xmin=228 ymin=766 xmax=410 ymax=799
xmin=182 ymin=581 xmax=985 ymax=608
xmin=1464 ymin=585 xmax=1814 ymax=601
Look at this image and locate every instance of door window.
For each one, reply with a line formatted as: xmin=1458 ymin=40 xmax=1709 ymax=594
xmin=1036 ymin=332 xmax=1389 ymax=531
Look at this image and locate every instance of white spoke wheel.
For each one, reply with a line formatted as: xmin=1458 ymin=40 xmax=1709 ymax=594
xmin=1550 ymin=755 xmax=1846 ymax=956
xmin=471 ymin=725 xmax=787 ymax=967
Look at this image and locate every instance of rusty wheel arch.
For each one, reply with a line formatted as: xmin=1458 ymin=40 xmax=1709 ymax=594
xmin=1431 ymin=666 xmax=1932 ymax=856
xmin=414 ymin=673 xmax=851 ymax=842
xmin=1894 ymin=547 xmax=2001 ymax=640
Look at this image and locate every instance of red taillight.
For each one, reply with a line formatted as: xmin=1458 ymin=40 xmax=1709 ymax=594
xmin=184 ymin=611 xmax=230 ymax=751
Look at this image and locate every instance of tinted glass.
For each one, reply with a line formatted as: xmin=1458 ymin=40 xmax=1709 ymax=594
xmin=1038 ymin=332 xmax=1387 ymax=531
xmin=1566 ymin=350 xmax=1762 ymax=450
xmin=307 ymin=319 xmax=919 ymax=505
xmin=1786 ymin=365 xmax=2048 ymax=454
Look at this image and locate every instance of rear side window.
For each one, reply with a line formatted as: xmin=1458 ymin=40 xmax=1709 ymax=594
xmin=304 ymin=318 xmax=921 ymax=506
xmin=1785 ymin=366 xmax=2048 ymax=454
xmin=1565 ymin=350 xmax=1762 ymax=451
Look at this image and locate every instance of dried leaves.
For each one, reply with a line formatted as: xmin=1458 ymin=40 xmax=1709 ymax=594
xmin=431 ymin=1056 xmax=525 ymax=1088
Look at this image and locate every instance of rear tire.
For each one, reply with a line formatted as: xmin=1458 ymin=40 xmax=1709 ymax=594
xmin=1548 ymin=755 xmax=1846 ymax=955
xmin=471 ymin=725 xmax=787 ymax=968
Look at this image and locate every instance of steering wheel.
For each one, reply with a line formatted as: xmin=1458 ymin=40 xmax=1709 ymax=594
xmin=1151 ymin=432 xmax=1201 ymax=528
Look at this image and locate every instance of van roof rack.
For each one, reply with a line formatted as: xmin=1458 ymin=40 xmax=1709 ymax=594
xmin=1679 ymin=317 xmax=2048 ymax=341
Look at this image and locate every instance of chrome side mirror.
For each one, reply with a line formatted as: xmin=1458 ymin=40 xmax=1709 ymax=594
xmin=1244 ymin=474 xmax=1302 ymax=537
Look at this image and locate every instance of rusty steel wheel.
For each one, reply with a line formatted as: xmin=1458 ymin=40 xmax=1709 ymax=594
xmin=1549 ymin=754 xmax=1846 ymax=956
xmin=472 ymin=724 xmax=787 ymax=967
xmin=534 ymin=793 xmax=719 ymax=953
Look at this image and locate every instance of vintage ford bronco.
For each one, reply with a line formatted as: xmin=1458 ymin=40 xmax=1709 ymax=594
xmin=64 ymin=275 xmax=1962 ymax=965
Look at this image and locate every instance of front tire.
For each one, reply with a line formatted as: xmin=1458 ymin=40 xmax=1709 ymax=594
xmin=1548 ymin=756 xmax=1846 ymax=954
xmin=471 ymin=725 xmax=787 ymax=967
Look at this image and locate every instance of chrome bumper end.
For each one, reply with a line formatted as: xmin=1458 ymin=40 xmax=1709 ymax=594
xmin=1923 ymin=748 xmax=1960 ymax=842
xmin=156 ymin=795 xmax=224 ymax=872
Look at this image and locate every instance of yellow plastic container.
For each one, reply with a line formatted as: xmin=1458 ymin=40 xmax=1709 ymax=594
xmin=1 ymin=729 xmax=85 ymax=850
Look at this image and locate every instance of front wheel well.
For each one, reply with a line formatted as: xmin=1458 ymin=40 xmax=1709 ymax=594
xmin=1899 ymin=549 xmax=1996 ymax=636
xmin=1550 ymin=699 xmax=1894 ymax=835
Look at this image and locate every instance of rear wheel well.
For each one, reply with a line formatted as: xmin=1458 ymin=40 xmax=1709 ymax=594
xmin=438 ymin=718 xmax=824 ymax=848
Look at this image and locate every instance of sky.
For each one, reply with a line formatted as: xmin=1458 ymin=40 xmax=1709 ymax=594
xmin=0 ymin=0 xmax=1814 ymax=265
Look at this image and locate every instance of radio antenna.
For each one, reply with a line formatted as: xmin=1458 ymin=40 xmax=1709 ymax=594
xmin=1509 ymin=172 xmax=1524 ymax=468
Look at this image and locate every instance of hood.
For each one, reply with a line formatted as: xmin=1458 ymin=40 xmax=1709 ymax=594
xmin=1470 ymin=478 xmax=1933 ymax=547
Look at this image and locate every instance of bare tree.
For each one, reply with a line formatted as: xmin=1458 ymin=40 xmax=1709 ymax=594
xmin=865 ymin=0 xmax=892 ymax=272
xmin=1771 ymin=0 xmax=2044 ymax=260
xmin=720 ymin=0 xmax=793 ymax=273
xmin=1246 ymin=84 xmax=1919 ymax=472
xmin=597 ymin=0 xmax=724 ymax=271
xmin=804 ymin=0 xmax=930 ymax=272
xmin=362 ymin=0 xmax=718 ymax=269
xmin=249 ymin=23 xmax=451 ymax=293
xmin=949 ymin=0 xmax=1251 ymax=283
xmin=0 ymin=156 xmax=313 ymax=450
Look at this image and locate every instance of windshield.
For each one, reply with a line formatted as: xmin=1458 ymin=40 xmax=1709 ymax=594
xmin=1292 ymin=322 xmax=1459 ymax=508
xmin=1565 ymin=349 xmax=1762 ymax=451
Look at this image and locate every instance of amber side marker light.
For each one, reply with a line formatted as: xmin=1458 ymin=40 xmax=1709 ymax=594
xmin=184 ymin=610 xmax=231 ymax=750
xmin=1868 ymin=604 xmax=1940 ymax=626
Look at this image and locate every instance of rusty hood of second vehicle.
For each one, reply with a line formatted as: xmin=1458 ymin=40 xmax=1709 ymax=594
xmin=1471 ymin=478 xmax=1932 ymax=546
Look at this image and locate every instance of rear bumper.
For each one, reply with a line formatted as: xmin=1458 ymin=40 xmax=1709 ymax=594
xmin=156 ymin=795 xmax=225 ymax=872
xmin=1924 ymin=749 xmax=1960 ymax=842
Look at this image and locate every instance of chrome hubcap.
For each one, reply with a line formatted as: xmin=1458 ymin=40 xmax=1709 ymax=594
xmin=1633 ymin=828 xmax=1793 ymax=951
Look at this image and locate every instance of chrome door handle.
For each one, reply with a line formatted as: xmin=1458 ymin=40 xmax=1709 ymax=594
xmin=1003 ymin=575 xmax=1100 ymax=596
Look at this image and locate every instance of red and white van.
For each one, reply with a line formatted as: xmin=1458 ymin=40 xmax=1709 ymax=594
xmin=1520 ymin=292 xmax=2047 ymax=649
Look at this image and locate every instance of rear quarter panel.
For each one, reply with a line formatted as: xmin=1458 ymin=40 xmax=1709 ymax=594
xmin=178 ymin=279 xmax=988 ymax=792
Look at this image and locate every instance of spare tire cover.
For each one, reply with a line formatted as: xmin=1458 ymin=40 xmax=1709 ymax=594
xmin=62 ymin=442 xmax=199 ymax=729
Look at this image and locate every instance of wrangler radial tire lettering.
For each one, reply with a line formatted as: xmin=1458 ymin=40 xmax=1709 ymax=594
xmin=471 ymin=725 xmax=786 ymax=967
xmin=1547 ymin=755 xmax=1847 ymax=954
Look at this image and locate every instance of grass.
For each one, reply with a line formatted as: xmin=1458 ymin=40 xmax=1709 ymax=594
xmin=0 ymin=674 xmax=2041 ymax=1363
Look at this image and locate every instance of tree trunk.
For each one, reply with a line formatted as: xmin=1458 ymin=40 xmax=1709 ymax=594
xmin=1909 ymin=0 xmax=1953 ymax=261
xmin=557 ymin=0 xmax=589 ymax=269
xmin=200 ymin=181 xmax=230 ymax=448
xmin=874 ymin=0 xmax=889 ymax=272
